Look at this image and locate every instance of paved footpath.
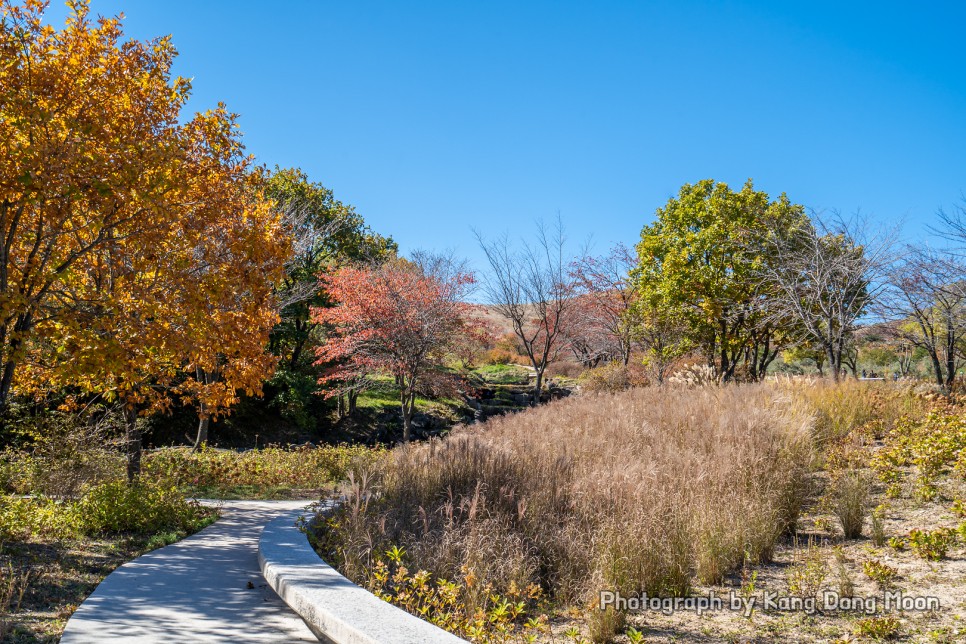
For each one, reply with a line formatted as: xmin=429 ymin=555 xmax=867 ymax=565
xmin=60 ymin=500 xmax=319 ymax=643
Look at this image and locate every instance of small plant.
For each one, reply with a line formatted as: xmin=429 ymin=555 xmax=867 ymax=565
xmin=887 ymin=536 xmax=906 ymax=551
xmin=587 ymin=603 xmax=625 ymax=644
xmin=870 ymin=504 xmax=887 ymax=547
xmin=862 ymin=559 xmax=899 ymax=590
xmin=739 ymin=557 xmax=759 ymax=619
xmin=786 ymin=540 xmax=827 ymax=598
xmin=907 ymin=528 xmax=957 ymax=561
xmin=855 ymin=615 xmax=902 ymax=640
xmin=832 ymin=547 xmax=855 ymax=597
xmin=74 ymin=480 xmax=211 ymax=535
xmin=0 ymin=565 xmax=32 ymax=640
xmin=914 ymin=479 xmax=939 ymax=502
xmin=814 ymin=517 xmax=833 ymax=532
xmin=952 ymin=498 xmax=966 ymax=518
xmin=626 ymin=627 xmax=646 ymax=644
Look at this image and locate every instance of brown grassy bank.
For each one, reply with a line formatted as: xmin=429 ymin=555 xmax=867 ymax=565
xmin=313 ymin=384 xmax=816 ymax=640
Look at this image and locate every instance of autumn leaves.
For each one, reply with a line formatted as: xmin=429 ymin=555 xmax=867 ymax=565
xmin=0 ymin=1 xmax=287 ymax=476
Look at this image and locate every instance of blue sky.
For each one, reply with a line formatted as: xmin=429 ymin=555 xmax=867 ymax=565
xmin=44 ymin=1 xmax=966 ymax=269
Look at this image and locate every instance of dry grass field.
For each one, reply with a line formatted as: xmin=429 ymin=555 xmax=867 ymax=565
xmin=314 ymin=383 xmax=823 ymax=641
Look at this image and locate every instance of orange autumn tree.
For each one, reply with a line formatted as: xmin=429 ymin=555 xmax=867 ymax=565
xmin=2 ymin=1 xmax=286 ymax=477
xmin=0 ymin=0 xmax=189 ymax=408
xmin=314 ymin=259 xmax=477 ymax=442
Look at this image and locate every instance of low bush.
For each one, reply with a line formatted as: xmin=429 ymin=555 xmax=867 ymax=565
xmin=74 ymin=480 xmax=211 ymax=535
xmin=907 ymin=527 xmax=957 ymax=561
xmin=862 ymin=559 xmax=899 ymax=590
xmin=577 ymin=362 xmax=630 ymax=393
xmin=0 ymin=480 xmax=214 ymax=542
xmin=0 ymin=495 xmax=77 ymax=542
xmin=545 ymin=360 xmax=585 ymax=379
xmin=855 ymin=615 xmax=902 ymax=641
xmin=142 ymin=443 xmax=384 ymax=495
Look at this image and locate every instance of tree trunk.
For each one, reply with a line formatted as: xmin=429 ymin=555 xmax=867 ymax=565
xmin=348 ymin=389 xmax=358 ymax=416
xmin=944 ymin=321 xmax=957 ymax=393
xmin=926 ymin=348 xmax=945 ymax=389
xmin=825 ymin=343 xmax=840 ymax=383
xmin=400 ymin=387 xmax=414 ymax=442
xmin=125 ymin=406 xmax=142 ymax=483
xmin=532 ymin=368 xmax=544 ymax=406
xmin=0 ymin=314 xmax=30 ymax=408
xmin=289 ymin=319 xmax=308 ymax=369
xmin=193 ymin=416 xmax=209 ymax=451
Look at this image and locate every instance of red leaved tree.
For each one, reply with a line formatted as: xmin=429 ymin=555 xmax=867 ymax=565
xmin=313 ymin=259 xmax=477 ymax=441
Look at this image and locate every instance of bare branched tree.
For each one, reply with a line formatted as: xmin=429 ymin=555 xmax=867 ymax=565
xmin=275 ymin=199 xmax=345 ymax=311
xmin=880 ymin=245 xmax=966 ymax=391
xmin=569 ymin=243 xmax=637 ymax=366
xmin=759 ymin=212 xmax=896 ymax=381
xmin=475 ymin=217 xmax=573 ymax=404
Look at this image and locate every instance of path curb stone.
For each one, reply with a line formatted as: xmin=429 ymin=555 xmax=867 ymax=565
xmin=258 ymin=510 xmax=466 ymax=644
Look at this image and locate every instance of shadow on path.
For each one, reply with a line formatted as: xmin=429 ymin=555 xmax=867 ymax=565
xmin=60 ymin=500 xmax=318 ymax=643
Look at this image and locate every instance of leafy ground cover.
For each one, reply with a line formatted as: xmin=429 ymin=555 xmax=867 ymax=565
xmin=0 ymin=481 xmax=217 ymax=642
xmin=0 ymin=441 xmax=384 ymax=641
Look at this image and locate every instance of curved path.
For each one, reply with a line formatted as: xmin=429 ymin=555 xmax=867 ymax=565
xmin=61 ymin=500 xmax=319 ymax=643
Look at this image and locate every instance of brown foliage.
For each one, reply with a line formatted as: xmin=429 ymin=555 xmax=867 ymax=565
xmin=317 ymin=384 xmax=814 ymax=609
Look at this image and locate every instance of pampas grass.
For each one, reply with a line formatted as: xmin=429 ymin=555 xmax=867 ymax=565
xmin=318 ymin=384 xmax=815 ymax=616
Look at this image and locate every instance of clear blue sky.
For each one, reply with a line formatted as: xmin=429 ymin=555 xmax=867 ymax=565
xmin=45 ymin=1 xmax=966 ymax=269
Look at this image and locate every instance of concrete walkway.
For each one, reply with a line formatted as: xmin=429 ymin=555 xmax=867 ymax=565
xmin=60 ymin=500 xmax=319 ymax=643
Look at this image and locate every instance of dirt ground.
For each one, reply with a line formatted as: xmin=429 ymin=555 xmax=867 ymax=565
xmin=616 ymin=471 xmax=966 ymax=643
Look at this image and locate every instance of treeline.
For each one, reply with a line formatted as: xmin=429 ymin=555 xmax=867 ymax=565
xmin=4 ymin=2 xmax=964 ymax=474
xmin=479 ymin=179 xmax=964 ymax=398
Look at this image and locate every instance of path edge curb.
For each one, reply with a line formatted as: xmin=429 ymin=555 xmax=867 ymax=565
xmin=258 ymin=509 xmax=467 ymax=644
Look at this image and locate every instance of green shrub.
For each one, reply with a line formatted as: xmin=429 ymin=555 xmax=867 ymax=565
xmin=74 ymin=481 xmax=210 ymax=535
xmin=142 ymin=444 xmax=384 ymax=494
xmin=0 ymin=495 xmax=78 ymax=541
xmin=907 ymin=527 xmax=957 ymax=561
xmin=870 ymin=504 xmax=887 ymax=546
xmin=863 ymin=558 xmax=899 ymax=590
xmin=855 ymin=615 xmax=902 ymax=641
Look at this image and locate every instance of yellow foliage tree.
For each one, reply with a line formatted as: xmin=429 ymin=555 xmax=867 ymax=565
xmin=1 ymin=0 xmax=287 ymax=479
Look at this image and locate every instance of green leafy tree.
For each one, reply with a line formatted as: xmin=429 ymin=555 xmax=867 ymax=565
xmin=262 ymin=168 xmax=396 ymax=428
xmin=781 ymin=344 xmax=828 ymax=376
xmin=633 ymin=179 xmax=806 ymax=382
